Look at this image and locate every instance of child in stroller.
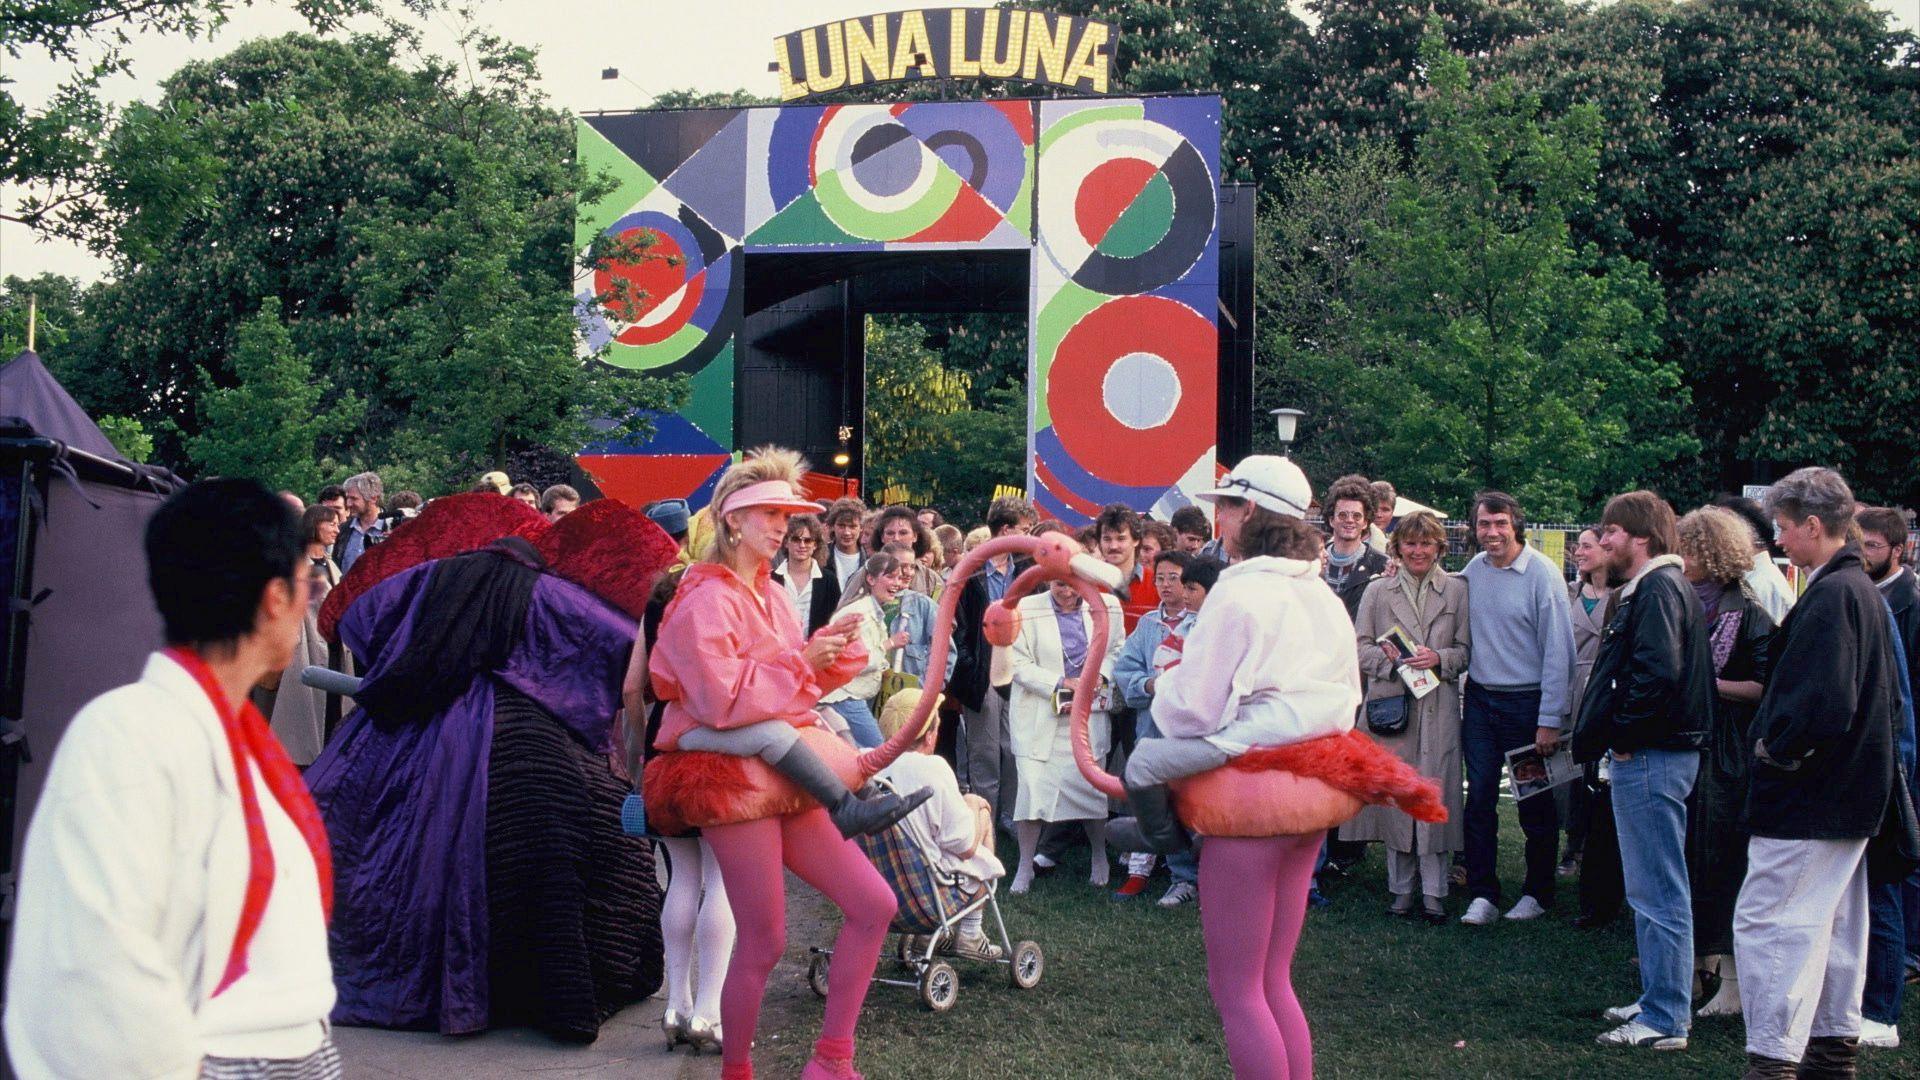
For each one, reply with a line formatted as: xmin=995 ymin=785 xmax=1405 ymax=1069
xmin=810 ymin=689 xmax=1043 ymax=1011
xmin=872 ymin=688 xmax=1005 ymax=960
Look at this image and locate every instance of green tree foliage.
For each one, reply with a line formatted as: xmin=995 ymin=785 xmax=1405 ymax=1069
xmin=0 ymin=274 xmax=85 ymax=355
xmin=185 ymin=297 xmax=360 ymax=492
xmin=1 ymin=0 xmax=383 ymax=238
xmin=95 ymin=415 xmax=153 ymax=463
xmin=1353 ymin=38 xmax=1692 ymax=519
xmin=1300 ymin=0 xmax=1570 ymax=158
xmin=1252 ymin=141 xmax=1401 ymax=483
xmin=861 ymin=316 xmax=1027 ymax=521
xmin=1691 ymin=129 xmax=1920 ymax=506
xmin=53 ymin=30 xmax=681 ymax=491
xmin=1495 ymin=0 xmax=1920 ymax=498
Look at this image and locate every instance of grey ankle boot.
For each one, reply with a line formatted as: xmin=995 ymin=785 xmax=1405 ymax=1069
xmin=1121 ymin=779 xmax=1189 ymax=854
xmin=770 ymin=741 xmax=931 ymax=838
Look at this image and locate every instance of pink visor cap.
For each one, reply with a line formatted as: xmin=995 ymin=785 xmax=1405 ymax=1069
xmin=716 ymin=479 xmax=824 ymax=518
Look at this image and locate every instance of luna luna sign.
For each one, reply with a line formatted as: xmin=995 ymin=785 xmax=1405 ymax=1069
xmin=774 ymin=8 xmax=1113 ymax=102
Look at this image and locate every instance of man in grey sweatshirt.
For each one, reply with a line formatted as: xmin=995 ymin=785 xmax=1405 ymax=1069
xmin=1457 ymin=491 xmax=1578 ymax=926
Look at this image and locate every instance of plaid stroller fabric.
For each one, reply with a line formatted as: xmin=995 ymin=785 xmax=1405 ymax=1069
xmin=855 ymin=816 xmax=975 ymax=935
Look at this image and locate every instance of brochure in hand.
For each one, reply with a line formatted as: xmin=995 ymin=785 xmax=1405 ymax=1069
xmin=1505 ymin=743 xmax=1581 ymax=801
xmin=1376 ymin=625 xmax=1439 ymax=699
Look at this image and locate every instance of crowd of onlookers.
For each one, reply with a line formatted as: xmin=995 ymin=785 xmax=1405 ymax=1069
xmin=674 ymin=463 xmax=1914 ymax=1075
xmin=241 ymin=458 xmax=1918 ymax=1075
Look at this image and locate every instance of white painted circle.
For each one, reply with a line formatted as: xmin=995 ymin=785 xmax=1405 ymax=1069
xmin=1103 ymin=351 xmax=1181 ymax=430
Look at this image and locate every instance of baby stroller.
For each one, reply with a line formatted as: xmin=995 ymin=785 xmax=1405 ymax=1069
xmin=806 ymin=780 xmax=1044 ymax=1012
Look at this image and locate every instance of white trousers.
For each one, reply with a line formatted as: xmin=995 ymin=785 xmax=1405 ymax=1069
xmin=1733 ymin=836 xmax=1870 ymax=1061
xmin=1387 ymin=850 xmax=1450 ymax=899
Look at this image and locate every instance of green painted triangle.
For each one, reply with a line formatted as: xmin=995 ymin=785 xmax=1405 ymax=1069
xmin=576 ymin=121 xmax=659 ymax=251
xmin=682 ymin=339 xmax=735 ymax=446
xmin=746 ymin=189 xmax=865 ymax=248
xmin=1098 ymin=171 xmax=1174 ymax=259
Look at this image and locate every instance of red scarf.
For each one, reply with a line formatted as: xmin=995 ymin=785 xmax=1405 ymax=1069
xmin=165 ymin=647 xmax=334 ymax=998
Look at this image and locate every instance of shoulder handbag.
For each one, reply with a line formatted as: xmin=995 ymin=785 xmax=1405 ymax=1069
xmin=1365 ymin=692 xmax=1411 ymax=736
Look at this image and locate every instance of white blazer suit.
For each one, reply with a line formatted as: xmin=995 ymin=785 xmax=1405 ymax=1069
xmin=1007 ymin=590 xmax=1124 ymax=822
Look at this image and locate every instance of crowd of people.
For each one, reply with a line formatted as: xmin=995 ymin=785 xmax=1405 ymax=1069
xmin=4 ymin=451 xmax=1916 ymax=1079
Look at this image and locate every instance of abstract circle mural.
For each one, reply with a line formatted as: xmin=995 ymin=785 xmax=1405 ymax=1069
xmin=1037 ymin=109 xmax=1216 ymax=296
xmin=574 ymin=95 xmax=1222 ymax=523
xmin=758 ymin=101 xmax=1032 ymax=247
xmin=1047 ymin=295 xmax=1214 ymax=489
xmin=582 ymin=203 xmax=739 ymax=376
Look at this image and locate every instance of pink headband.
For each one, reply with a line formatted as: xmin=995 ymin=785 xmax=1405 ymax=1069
xmin=717 ymin=479 xmax=823 ymax=518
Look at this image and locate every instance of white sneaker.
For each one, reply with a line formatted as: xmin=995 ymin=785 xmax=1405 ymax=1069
xmin=1859 ymin=1018 xmax=1901 ymax=1049
xmin=1602 ymin=1002 xmax=1642 ymax=1024
xmin=1595 ymin=1019 xmax=1687 ymax=1050
xmin=1460 ymin=897 xmax=1500 ymax=925
xmin=1157 ymin=882 xmax=1197 ymax=907
xmin=1504 ymin=895 xmax=1548 ymax=921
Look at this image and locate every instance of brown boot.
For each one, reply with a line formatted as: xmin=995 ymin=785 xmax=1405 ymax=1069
xmin=1742 ymin=1053 xmax=1797 ymax=1080
xmin=1795 ymin=1036 xmax=1859 ymax=1080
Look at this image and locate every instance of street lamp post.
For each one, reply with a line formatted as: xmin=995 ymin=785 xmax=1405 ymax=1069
xmin=1270 ymin=408 xmax=1305 ymax=457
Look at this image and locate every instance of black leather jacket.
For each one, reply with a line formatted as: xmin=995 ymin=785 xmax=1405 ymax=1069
xmin=1571 ymin=561 xmax=1714 ymax=762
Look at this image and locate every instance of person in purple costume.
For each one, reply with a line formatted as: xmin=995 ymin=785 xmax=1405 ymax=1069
xmin=305 ymin=537 xmax=663 ymax=1042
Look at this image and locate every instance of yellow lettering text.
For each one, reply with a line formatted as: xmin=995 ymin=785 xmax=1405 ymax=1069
xmin=845 ymin=16 xmax=890 ymax=86
xmin=1021 ymin=12 xmax=1071 ymax=85
xmin=980 ymin=8 xmax=1026 ymax=78
xmin=774 ymin=36 xmax=807 ymax=101
xmin=949 ymin=9 xmax=981 ymax=77
xmin=891 ymin=10 xmax=933 ymax=80
xmin=1062 ymin=22 xmax=1109 ymax=93
xmin=801 ymin=23 xmax=847 ymax=95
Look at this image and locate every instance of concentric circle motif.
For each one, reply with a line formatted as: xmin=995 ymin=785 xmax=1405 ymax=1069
xmin=1048 ymin=295 xmax=1214 ymax=488
xmin=1038 ymin=118 xmax=1215 ymax=295
xmin=589 ymin=203 xmax=737 ymax=374
xmin=812 ymin=107 xmax=959 ymax=241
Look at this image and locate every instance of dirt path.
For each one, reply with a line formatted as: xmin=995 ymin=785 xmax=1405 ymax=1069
xmin=335 ymin=873 xmax=838 ymax=1079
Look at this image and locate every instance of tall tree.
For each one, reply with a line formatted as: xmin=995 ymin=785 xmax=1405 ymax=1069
xmin=2 ymin=0 xmax=383 ymax=238
xmin=186 ymin=297 xmax=361 ymax=492
xmin=1357 ymin=37 xmax=1692 ymax=519
xmin=1496 ymin=0 xmax=1920 ymax=497
xmin=1252 ymin=141 xmax=1402 ymax=485
xmin=56 ymin=30 xmax=681 ymax=491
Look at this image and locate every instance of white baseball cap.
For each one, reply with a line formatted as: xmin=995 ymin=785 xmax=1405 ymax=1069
xmin=1195 ymin=455 xmax=1312 ymax=519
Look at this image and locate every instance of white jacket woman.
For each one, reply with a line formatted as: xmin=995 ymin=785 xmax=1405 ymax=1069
xmin=1006 ymin=580 xmax=1125 ymax=891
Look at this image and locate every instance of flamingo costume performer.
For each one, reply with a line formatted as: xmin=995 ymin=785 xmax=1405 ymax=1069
xmin=646 ymin=459 xmax=1445 ymax=1079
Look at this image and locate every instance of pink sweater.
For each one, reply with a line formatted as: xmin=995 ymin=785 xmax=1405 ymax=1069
xmin=650 ymin=561 xmax=867 ymax=751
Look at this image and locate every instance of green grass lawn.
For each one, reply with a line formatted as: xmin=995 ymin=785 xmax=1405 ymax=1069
xmin=762 ymin=805 xmax=1916 ymax=1078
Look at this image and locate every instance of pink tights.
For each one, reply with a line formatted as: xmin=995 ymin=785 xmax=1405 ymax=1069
xmin=703 ymin=808 xmax=898 ymax=1074
xmin=1199 ymin=832 xmax=1324 ymax=1079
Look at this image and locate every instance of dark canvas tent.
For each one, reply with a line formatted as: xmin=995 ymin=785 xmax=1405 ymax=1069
xmin=0 ymin=350 xmax=182 ymax=990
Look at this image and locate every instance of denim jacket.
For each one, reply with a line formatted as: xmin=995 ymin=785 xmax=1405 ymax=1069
xmin=891 ymin=590 xmax=957 ymax=682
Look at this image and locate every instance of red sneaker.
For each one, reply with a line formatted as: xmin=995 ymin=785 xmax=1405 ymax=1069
xmin=1111 ymin=874 xmax=1150 ymax=900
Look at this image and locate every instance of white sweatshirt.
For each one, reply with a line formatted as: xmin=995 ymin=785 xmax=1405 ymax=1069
xmin=5 ymin=653 xmax=335 ymax=1078
xmin=1153 ymin=556 xmax=1361 ymax=754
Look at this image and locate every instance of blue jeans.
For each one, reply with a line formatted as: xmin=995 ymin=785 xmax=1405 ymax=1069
xmin=1463 ymin=683 xmax=1558 ymax=905
xmin=825 ymin=698 xmax=883 ymax=748
xmin=1135 ymin=710 xmax=1198 ymax=885
xmin=1863 ymin=878 xmax=1907 ymax=1023
xmin=1905 ymin=869 xmax=1920 ymax=973
xmin=1611 ymin=749 xmax=1698 ymax=1037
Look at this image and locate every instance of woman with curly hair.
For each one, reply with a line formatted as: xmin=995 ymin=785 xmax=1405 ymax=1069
xmin=1676 ymin=505 xmax=1777 ymax=1018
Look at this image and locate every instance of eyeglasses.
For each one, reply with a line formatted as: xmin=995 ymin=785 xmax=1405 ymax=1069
xmin=788 ymin=535 xmax=818 ymax=545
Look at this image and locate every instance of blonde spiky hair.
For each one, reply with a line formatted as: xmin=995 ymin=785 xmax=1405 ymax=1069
xmin=705 ymin=446 xmax=811 ymax=564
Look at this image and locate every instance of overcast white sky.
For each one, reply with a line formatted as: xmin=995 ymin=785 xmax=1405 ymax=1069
xmin=3 ymin=0 xmax=1915 ymax=283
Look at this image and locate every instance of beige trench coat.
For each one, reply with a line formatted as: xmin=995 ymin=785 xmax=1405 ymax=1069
xmin=1566 ymin=578 xmax=1611 ymax=722
xmin=1338 ymin=570 xmax=1469 ymax=854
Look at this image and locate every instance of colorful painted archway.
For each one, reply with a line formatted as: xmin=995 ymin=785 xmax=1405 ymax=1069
xmin=574 ymin=95 xmax=1225 ymax=524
